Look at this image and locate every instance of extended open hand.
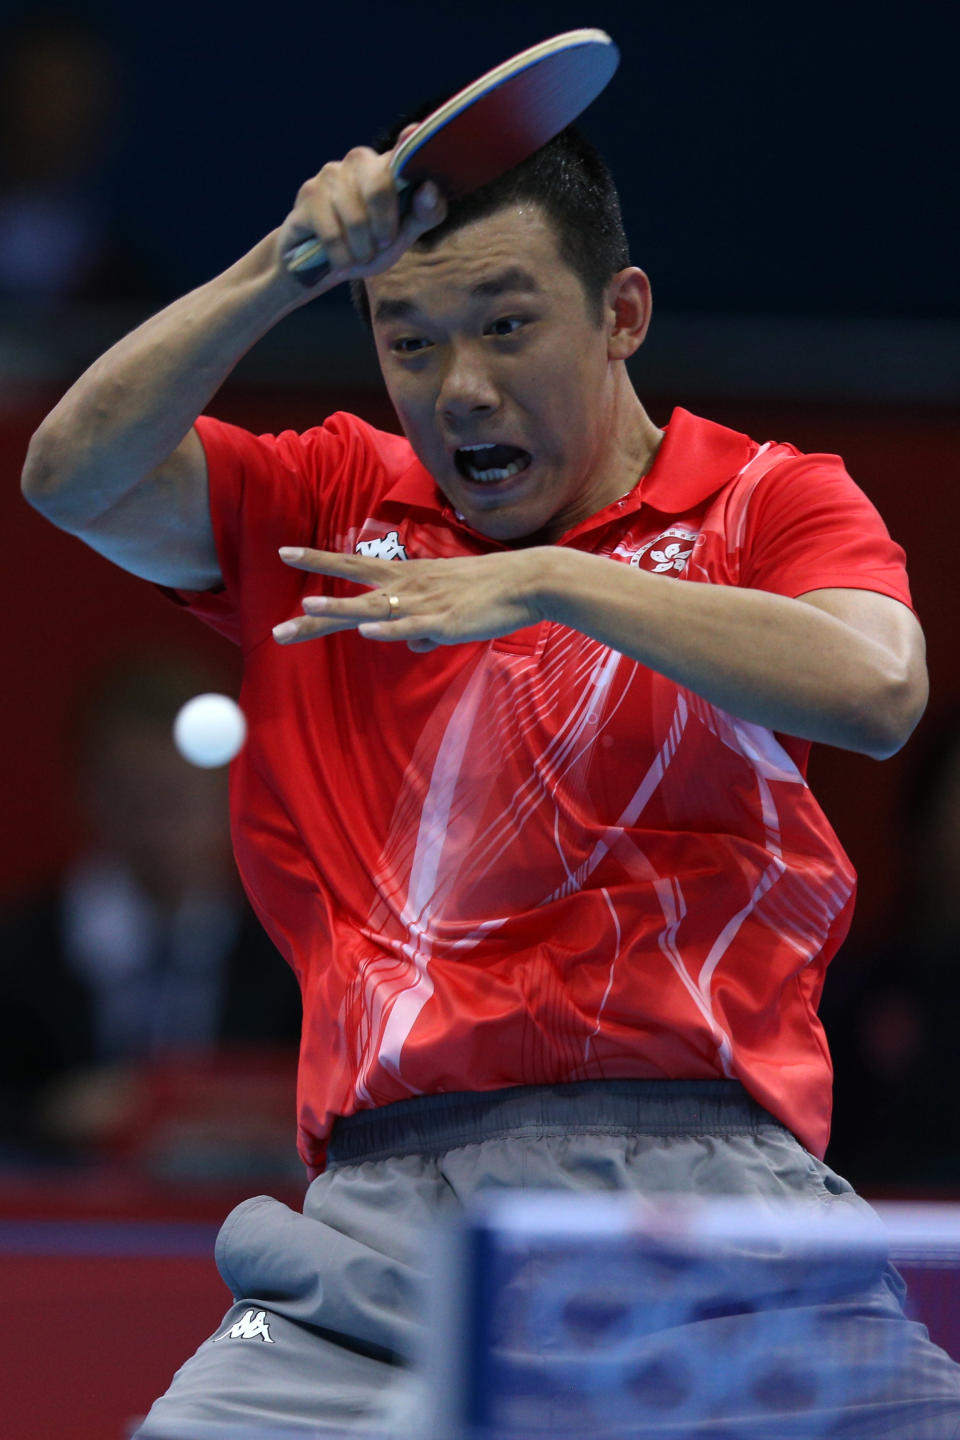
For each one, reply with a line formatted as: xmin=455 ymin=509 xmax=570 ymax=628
xmin=272 ymin=545 xmax=555 ymax=653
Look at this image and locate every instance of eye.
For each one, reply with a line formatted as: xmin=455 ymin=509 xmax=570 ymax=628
xmin=391 ymin=336 xmax=432 ymax=355
xmin=485 ymin=315 xmax=526 ymax=337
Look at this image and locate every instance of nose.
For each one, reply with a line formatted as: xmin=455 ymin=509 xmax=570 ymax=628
xmin=436 ymin=343 xmax=500 ymax=421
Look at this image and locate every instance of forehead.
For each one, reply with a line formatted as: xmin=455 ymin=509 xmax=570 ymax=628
xmin=367 ymin=204 xmax=583 ymax=323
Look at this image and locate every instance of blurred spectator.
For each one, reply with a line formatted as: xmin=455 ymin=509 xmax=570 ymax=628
xmin=0 ymin=659 xmax=301 ymax=1164
xmin=823 ymin=713 xmax=960 ymax=1189
xmin=0 ymin=13 xmax=152 ymax=304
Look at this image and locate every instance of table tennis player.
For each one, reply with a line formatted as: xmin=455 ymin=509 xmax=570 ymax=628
xmin=22 ymin=106 xmax=960 ymax=1438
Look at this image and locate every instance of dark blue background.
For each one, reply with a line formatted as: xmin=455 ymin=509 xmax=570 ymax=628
xmin=7 ymin=0 xmax=956 ymax=319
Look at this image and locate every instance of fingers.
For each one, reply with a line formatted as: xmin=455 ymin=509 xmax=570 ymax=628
xmin=286 ymin=148 xmax=391 ymax=276
xmin=271 ymin=576 xmax=446 ymax=647
xmin=278 ymin=546 xmax=392 ymax=584
xmin=281 ymin=145 xmax=446 ymax=289
xmin=399 ymin=179 xmax=447 ymax=244
xmin=357 ymin=616 xmax=440 ymax=645
xmin=274 ymin=548 xmax=406 ymax=643
xmin=271 ymin=570 xmax=398 ymax=645
xmin=273 ymin=613 xmax=359 ymax=644
xmin=272 ymin=602 xmax=441 ymax=647
xmin=271 ymin=595 xmax=384 ymax=643
xmin=273 ymin=548 xmax=540 ymax=650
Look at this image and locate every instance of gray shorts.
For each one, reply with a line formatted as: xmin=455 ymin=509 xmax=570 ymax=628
xmin=132 ymin=1080 xmax=960 ymax=1439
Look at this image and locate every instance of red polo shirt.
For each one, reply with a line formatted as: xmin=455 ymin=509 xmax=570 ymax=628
xmin=175 ymin=406 xmax=913 ymax=1172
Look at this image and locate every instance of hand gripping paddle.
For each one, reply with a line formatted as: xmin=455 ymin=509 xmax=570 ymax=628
xmin=284 ymin=28 xmax=620 ymax=285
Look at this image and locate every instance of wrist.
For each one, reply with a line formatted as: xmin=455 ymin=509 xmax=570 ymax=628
xmin=225 ymin=231 xmax=305 ymax=318
xmin=528 ymin=545 xmax=579 ymax=626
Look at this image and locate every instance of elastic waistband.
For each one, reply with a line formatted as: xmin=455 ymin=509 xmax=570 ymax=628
xmin=326 ymin=1080 xmax=784 ymax=1166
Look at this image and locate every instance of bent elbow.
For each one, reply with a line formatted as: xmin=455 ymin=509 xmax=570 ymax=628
xmin=21 ymin=426 xmax=98 ymax=532
xmin=860 ymin=663 xmax=929 ymax=760
xmin=21 ymin=431 xmax=53 ymax=506
xmin=21 ymin=428 xmax=70 ymax=521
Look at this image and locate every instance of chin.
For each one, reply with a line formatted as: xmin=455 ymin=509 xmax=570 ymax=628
xmin=464 ymin=506 xmax=546 ymax=545
xmin=480 ymin=524 xmax=551 ymax=549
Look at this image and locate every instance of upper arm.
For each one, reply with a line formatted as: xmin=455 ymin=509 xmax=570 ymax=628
xmin=797 ymin=587 xmax=929 ymax=752
xmin=27 ymin=427 xmax=222 ymax=591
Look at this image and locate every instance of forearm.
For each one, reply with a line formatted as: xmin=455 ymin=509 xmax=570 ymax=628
xmin=540 ymin=549 xmax=922 ymax=757
xmin=21 ymin=232 xmax=302 ymax=525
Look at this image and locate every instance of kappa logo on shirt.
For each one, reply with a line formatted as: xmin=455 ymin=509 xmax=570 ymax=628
xmin=355 ymin=529 xmax=408 ymax=561
xmin=214 ymin=1308 xmax=275 ymax=1343
xmin=628 ymin=525 xmax=701 ymax=575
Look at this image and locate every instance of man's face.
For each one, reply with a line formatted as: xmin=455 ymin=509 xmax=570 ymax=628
xmin=367 ymin=205 xmax=631 ymax=544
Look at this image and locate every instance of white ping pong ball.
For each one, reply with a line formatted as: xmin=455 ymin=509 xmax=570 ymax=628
xmin=173 ymin=693 xmax=247 ymax=768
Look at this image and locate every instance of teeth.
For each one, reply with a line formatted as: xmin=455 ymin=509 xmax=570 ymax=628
xmin=464 ymin=456 xmax=529 ymax=483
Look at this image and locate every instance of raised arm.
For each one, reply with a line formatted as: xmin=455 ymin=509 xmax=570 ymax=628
xmin=20 ymin=143 xmax=444 ymax=589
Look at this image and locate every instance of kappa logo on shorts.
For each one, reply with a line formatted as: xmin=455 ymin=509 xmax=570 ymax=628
xmin=355 ymin=529 xmax=408 ymax=561
xmin=214 ymin=1308 xmax=275 ymax=1343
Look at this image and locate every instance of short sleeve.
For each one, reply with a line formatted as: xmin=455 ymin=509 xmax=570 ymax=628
xmin=739 ymin=452 xmax=914 ymax=611
xmin=166 ymin=411 xmax=391 ymax=650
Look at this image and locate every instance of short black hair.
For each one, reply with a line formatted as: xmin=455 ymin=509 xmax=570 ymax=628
xmin=350 ymin=121 xmax=630 ymax=330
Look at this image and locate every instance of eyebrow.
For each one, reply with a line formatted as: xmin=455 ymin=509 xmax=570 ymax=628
xmin=372 ymin=266 xmax=542 ymax=324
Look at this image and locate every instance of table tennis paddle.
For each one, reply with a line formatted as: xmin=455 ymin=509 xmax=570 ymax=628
xmin=284 ymin=28 xmax=619 ymax=285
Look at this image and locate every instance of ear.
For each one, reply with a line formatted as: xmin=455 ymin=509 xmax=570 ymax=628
xmin=605 ymin=267 xmax=653 ymax=361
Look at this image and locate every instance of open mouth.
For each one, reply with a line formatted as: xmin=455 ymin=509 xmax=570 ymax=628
xmin=454 ymin=443 xmax=533 ymax=484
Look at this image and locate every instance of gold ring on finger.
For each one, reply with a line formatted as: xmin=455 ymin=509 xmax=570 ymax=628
xmin=385 ymin=593 xmax=401 ymax=620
